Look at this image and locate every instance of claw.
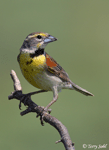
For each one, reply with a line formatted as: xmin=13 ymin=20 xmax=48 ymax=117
xmin=40 ymin=115 xmax=44 ymax=126
xmin=18 ymin=90 xmax=47 ymax=110
xmin=36 ymin=106 xmax=48 ymax=126
xmin=18 ymin=94 xmax=29 ymax=110
xmin=40 ymin=107 xmax=52 ymax=125
xmin=35 ymin=106 xmax=52 ymax=126
xmin=48 ymin=109 xmax=52 ymax=114
xmin=19 ymin=101 xmax=22 ymax=110
xmin=36 ymin=113 xmax=40 ymax=118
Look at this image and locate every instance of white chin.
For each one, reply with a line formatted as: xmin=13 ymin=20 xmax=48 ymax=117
xmin=40 ymin=43 xmax=48 ymax=49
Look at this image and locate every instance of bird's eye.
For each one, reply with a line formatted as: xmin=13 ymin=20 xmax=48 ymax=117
xmin=37 ymin=35 xmax=42 ymax=39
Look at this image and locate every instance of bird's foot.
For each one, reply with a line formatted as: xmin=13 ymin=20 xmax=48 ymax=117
xmin=36 ymin=106 xmax=52 ymax=126
xmin=19 ymin=94 xmax=30 ymax=110
xmin=19 ymin=90 xmax=47 ymax=110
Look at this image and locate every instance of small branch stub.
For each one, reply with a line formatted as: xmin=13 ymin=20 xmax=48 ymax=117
xmin=56 ymin=139 xmax=62 ymax=144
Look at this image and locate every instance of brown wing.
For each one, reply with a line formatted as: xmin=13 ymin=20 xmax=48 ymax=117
xmin=45 ymin=53 xmax=70 ymax=82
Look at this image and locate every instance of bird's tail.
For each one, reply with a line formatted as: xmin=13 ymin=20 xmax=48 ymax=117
xmin=71 ymin=81 xmax=94 ymax=96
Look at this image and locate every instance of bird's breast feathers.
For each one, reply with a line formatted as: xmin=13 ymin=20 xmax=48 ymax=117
xmin=18 ymin=52 xmax=63 ymax=90
xmin=18 ymin=52 xmax=47 ymax=88
xmin=19 ymin=52 xmax=46 ymax=70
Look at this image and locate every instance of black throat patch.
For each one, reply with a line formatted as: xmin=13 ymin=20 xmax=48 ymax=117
xmin=30 ymin=49 xmax=44 ymax=58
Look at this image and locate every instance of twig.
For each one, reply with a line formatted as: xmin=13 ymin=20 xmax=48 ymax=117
xmin=8 ymin=70 xmax=75 ymax=150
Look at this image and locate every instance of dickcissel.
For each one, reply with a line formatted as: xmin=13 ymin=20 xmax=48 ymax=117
xmin=17 ymin=32 xmax=93 ymax=111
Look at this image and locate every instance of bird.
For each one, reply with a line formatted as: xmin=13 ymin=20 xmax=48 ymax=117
xmin=17 ymin=32 xmax=94 ymax=111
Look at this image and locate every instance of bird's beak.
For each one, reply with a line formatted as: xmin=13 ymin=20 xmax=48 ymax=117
xmin=44 ymin=35 xmax=57 ymax=44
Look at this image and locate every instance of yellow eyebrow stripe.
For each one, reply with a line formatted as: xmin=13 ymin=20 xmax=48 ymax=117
xmin=28 ymin=33 xmax=47 ymax=38
xmin=39 ymin=33 xmax=47 ymax=37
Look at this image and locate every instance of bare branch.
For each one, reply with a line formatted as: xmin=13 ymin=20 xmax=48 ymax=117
xmin=8 ymin=70 xmax=75 ymax=150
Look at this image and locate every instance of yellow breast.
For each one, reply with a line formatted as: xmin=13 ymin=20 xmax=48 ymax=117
xmin=18 ymin=52 xmax=46 ymax=88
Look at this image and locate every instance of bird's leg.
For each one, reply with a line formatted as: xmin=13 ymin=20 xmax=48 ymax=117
xmin=40 ymin=86 xmax=58 ymax=125
xmin=44 ymin=86 xmax=58 ymax=112
xmin=19 ymin=90 xmax=47 ymax=109
xmin=33 ymin=87 xmax=58 ymax=125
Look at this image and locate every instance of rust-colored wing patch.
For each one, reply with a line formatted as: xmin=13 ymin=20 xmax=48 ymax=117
xmin=45 ymin=53 xmax=70 ymax=82
xmin=46 ymin=56 xmax=57 ymax=68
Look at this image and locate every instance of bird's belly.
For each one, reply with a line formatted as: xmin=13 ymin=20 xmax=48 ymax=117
xmin=32 ymin=71 xmax=63 ymax=91
xmin=21 ymin=66 xmax=63 ymax=91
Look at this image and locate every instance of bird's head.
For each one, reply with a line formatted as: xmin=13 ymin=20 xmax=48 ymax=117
xmin=20 ymin=32 xmax=57 ymax=53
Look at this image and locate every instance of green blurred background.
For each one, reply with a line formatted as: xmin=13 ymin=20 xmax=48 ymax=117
xmin=0 ymin=0 xmax=109 ymax=150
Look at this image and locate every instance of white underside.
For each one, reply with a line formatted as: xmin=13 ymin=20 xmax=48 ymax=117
xmin=32 ymin=70 xmax=73 ymax=92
